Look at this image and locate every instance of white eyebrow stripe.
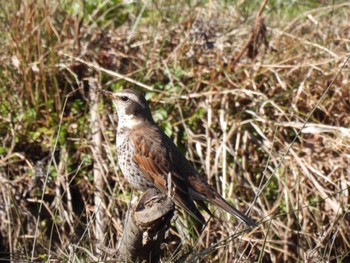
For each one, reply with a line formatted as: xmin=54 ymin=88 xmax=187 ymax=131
xmin=117 ymin=92 xmax=143 ymax=105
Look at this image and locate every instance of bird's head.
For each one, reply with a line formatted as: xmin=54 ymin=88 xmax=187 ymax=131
xmin=99 ymin=89 xmax=154 ymax=128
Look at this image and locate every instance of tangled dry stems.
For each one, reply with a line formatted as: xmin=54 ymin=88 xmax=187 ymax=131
xmin=0 ymin=1 xmax=349 ymax=262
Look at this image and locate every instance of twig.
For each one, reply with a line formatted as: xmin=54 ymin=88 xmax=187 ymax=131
xmin=228 ymin=0 xmax=268 ymax=71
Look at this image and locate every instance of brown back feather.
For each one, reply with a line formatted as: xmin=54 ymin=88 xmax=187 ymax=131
xmin=130 ymin=125 xmax=205 ymax=224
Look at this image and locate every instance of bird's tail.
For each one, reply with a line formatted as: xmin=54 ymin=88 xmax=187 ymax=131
xmin=210 ymin=193 xmax=257 ymax=227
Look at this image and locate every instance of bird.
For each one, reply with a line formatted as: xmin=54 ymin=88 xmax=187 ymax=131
xmin=100 ymin=88 xmax=256 ymax=227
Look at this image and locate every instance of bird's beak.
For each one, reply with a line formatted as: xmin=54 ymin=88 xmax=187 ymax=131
xmin=98 ymin=89 xmax=115 ymax=99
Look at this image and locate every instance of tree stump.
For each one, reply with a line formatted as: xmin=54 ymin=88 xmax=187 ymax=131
xmin=118 ymin=189 xmax=175 ymax=262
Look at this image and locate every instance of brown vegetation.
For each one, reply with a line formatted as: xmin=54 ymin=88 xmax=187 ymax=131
xmin=0 ymin=0 xmax=350 ymax=261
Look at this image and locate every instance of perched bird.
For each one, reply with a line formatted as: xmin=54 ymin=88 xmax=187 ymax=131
xmin=100 ymin=89 xmax=256 ymax=227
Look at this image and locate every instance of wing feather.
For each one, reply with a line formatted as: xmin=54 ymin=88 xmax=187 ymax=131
xmin=130 ymin=126 xmax=205 ymax=224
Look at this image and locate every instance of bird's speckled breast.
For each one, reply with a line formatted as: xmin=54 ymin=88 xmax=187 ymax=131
xmin=116 ymin=128 xmax=153 ymax=191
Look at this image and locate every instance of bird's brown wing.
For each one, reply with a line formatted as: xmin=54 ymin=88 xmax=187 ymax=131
xmin=130 ymin=126 xmax=205 ymax=224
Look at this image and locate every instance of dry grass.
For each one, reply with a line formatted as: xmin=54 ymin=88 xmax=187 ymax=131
xmin=0 ymin=0 xmax=350 ymax=262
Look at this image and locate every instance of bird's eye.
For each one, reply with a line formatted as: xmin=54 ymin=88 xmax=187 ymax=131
xmin=121 ymin=96 xmax=129 ymax=102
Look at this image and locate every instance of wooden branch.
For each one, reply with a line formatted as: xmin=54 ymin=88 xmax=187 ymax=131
xmin=118 ymin=189 xmax=175 ymax=262
xmin=89 ymin=77 xmax=106 ymax=250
